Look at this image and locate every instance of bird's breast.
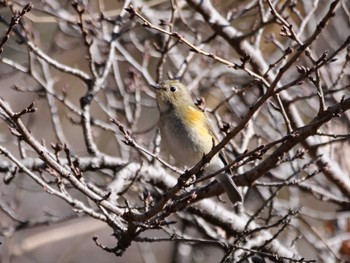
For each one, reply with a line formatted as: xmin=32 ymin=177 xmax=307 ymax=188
xmin=159 ymin=106 xmax=214 ymax=167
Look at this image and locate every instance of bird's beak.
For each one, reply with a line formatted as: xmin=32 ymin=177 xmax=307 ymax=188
xmin=150 ymin=84 xmax=160 ymax=90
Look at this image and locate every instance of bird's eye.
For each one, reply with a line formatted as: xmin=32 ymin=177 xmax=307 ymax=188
xmin=170 ymin=86 xmax=177 ymax=92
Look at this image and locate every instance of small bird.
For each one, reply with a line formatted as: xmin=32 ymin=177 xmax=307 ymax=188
xmin=151 ymin=79 xmax=243 ymax=204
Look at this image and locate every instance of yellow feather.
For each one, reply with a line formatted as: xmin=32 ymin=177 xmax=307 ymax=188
xmin=185 ymin=106 xmax=213 ymax=140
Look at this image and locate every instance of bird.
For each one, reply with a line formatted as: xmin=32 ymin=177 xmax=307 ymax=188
xmin=151 ymin=79 xmax=243 ymax=204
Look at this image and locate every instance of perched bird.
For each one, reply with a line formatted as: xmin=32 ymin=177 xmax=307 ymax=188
xmin=151 ymin=79 xmax=243 ymax=204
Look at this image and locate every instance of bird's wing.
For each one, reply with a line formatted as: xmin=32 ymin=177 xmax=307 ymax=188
xmin=218 ymin=152 xmax=234 ymax=177
xmin=203 ymin=112 xmax=220 ymax=142
xmin=202 ymin=111 xmax=232 ymax=172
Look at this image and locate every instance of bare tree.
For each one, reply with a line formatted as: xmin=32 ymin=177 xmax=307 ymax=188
xmin=0 ymin=0 xmax=349 ymax=262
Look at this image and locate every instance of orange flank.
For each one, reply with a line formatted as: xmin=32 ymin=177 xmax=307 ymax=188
xmin=185 ymin=106 xmax=212 ymax=140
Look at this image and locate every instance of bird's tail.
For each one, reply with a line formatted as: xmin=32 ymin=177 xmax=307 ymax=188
xmin=216 ymin=173 xmax=243 ymax=204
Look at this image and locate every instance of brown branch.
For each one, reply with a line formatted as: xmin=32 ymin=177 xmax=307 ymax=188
xmin=0 ymin=3 xmax=32 ymax=54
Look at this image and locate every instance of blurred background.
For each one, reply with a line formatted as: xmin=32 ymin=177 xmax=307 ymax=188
xmin=0 ymin=0 xmax=349 ymax=262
